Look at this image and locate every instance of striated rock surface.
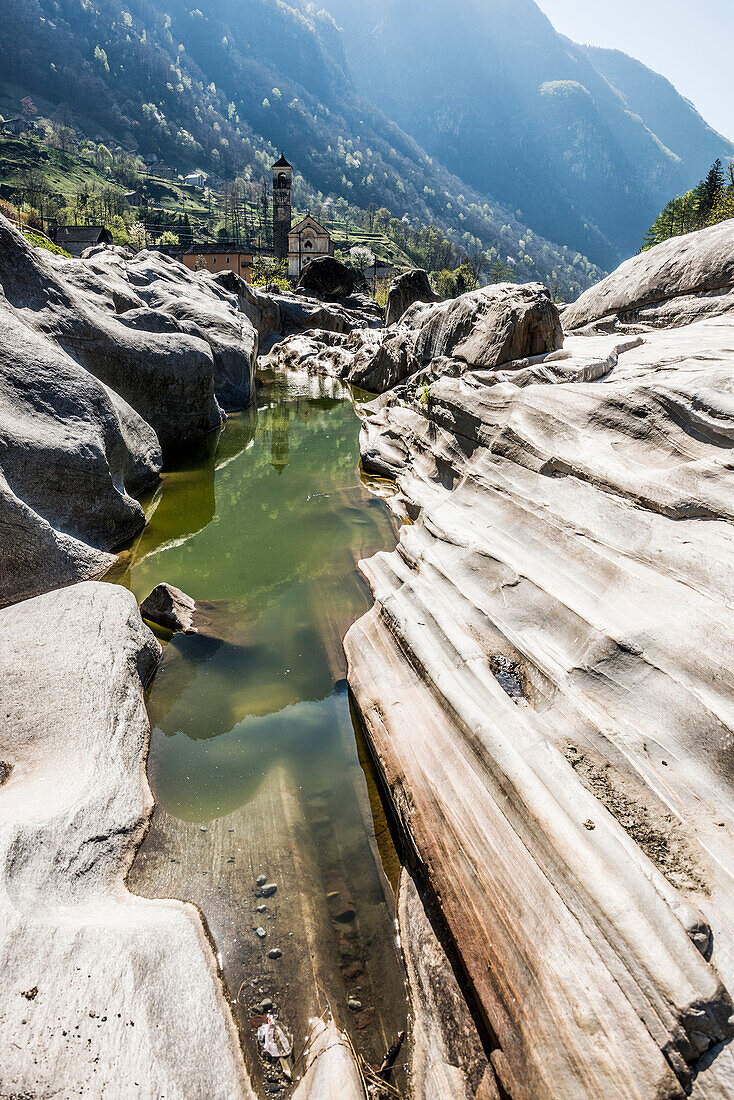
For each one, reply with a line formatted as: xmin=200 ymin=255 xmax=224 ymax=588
xmin=268 ymin=282 xmax=563 ymax=393
xmin=398 ymin=869 xmax=498 ymax=1100
xmin=385 ymin=267 xmax=441 ymax=327
xmin=346 ymin=301 xmax=734 ymax=1097
xmin=0 ymin=582 xmax=257 ymax=1098
xmin=563 ymin=218 xmax=734 ymax=330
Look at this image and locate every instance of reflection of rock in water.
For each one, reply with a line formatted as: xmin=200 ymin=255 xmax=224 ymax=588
xmin=112 ymin=406 xmax=258 ymax=583
xmin=129 ymin=766 xmax=406 ymax=1097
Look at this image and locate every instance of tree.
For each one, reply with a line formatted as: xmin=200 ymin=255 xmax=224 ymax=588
xmin=349 ymin=245 xmax=375 ymax=273
xmin=20 ymin=97 xmax=37 ymax=119
xmin=155 ymin=231 xmax=179 ymax=247
xmin=128 ymin=222 xmax=146 ymax=251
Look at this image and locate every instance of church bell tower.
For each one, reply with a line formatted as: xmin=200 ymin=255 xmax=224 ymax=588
xmin=272 ymin=154 xmax=293 ymax=260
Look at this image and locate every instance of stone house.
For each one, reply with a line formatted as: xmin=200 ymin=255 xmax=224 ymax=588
xmin=53 ymin=225 xmax=113 ymax=257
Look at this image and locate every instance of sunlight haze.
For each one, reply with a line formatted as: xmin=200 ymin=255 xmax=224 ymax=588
xmin=535 ymin=0 xmax=734 ymax=141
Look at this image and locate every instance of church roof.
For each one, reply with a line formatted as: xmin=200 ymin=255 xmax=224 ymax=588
xmin=272 ymin=153 xmax=292 ymax=169
xmin=289 ymin=213 xmax=329 ymax=236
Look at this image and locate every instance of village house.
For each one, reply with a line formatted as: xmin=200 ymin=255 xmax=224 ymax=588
xmin=184 ymin=171 xmax=206 ymax=188
xmin=52 ymin=224 xmax=113 ymax=257
xmin=179 ymin=245 xmax=253 ymax=280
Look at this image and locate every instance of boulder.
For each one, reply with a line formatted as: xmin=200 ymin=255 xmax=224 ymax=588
xmin=213 ymin=269 xmax=381 ymax=354
xmin=563 ymin=218 xmax=734 ymax=330
xmin=0 ymin=582 xmax=255 ymax=1098
xmin=267 ymin=282 xmax=563 ymax=393
xmin=140 ymin=582 xmax=197 ymax=633
xmin=385 ymin=267 xmax=441 ymax=327
xmin=297 ymin=255 xmax=356 ymax=300
xmin=0 ymin=218 xmax=226 ymax=452
xmin=0 ymin=296 xmax=161 ymax=608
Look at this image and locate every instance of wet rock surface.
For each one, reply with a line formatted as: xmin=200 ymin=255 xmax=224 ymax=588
xmin=346 ymin=254 xmax=734 ymax=1097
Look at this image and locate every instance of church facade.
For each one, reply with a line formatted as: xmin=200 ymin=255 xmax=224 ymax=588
xmin=272 ymin=155 xmax=333 ymax=281
xmin=287 ymin=213 xmax=334 ymax=282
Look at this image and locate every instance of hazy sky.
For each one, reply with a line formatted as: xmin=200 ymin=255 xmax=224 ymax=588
xmin=535 ymin=0 xmax=733 ymax=141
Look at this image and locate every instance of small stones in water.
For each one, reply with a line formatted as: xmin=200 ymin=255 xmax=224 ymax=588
xmin=256 ymin=927 xmax=267 ymax=939
xmin=347 ymin=997 xmax=362 ymax=1011
xmin=267 ymin=948 xmax=282 ymax=960
xmin=260 ymin=882 xmax=278 ymax=898
xmin=256 ymin=874 xmax=267 ymax=887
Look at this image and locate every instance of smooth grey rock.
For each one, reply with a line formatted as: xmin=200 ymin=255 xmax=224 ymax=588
xmin=347 ymin=997 xmax=362 ymax=1011
xmin=140 ymin=582 xmax=197 ymax=634
xmin=268 ymin=282 xmax=563 ymax=393
xmin=0 ymin=290 xmax=161 ymax=608
xmin=0 ymin=218 xmax=226 ymax=453
xmin=261 ymin=882 xmax=278 ymax=897
xmin=215 ymin=270 xmax=380 ymax=356
xmin=256 ymin=927 xmax=267 ymax=938
xmin=563 ymin=219 xmax=734 ymax=330
xmin=291 ymin=1017 xmax=365 ymax=1100
xmin=346 ymin=307 xmax=734 ymax=1097
xmin=385 ymin=267 xmax=441 ymax=327
xmin=259 ymin=997 xmax=274 ymax=1012
xmin=267 ymin=948 xmax=283 ymax=960
xmin=297 ymin=255 xmax=355 ymax=300
xmin=256 ymin=873 xmax=268 ymax=886
xmin=0 ymin=582 xmax=255 ymax=1098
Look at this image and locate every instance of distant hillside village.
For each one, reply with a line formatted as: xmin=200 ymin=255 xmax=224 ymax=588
xmin=0 ymin=107 xmax=518 ymax=301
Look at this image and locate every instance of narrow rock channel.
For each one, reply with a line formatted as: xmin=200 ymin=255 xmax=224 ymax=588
xmin=115 ymin=368 xmax=408 ymax=1094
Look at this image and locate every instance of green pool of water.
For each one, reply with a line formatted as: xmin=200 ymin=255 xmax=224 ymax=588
xmin=117 ymin=368 xmax=407 ymax=1084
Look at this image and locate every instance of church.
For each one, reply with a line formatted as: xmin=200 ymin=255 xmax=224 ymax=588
xmin=272 ymin=155 xmax=333 ymax=282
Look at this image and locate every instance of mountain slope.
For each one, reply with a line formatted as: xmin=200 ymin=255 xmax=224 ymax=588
xmin=322 ymin=0 xmax=734 ymax=268
xmin=0 ymin=0 xmax=603 ymax=296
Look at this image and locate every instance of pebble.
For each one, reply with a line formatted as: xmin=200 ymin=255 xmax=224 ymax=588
xmin=259 ymin=998 xmax=274 ymax=1012
xmin=267 ymin=948 xmax=282 ymax=960
xmin=260 ymin=882 xmax=278 ymax=897
xmin=256 ymin=904 xmax=267 ymax=913
xmin=347 ymin=997 xmax=362 ymax=1011
xmin=256 ymin=927 xmax=267 ymax=939
xmin=256 ymin=874 xmax=267 ymax=887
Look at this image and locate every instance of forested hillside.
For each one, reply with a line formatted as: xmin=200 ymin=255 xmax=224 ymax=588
xmin=323 ymin=0 xmax=734 ymax=269
xmin=0 ymin=0 xmax=603 ymax=298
